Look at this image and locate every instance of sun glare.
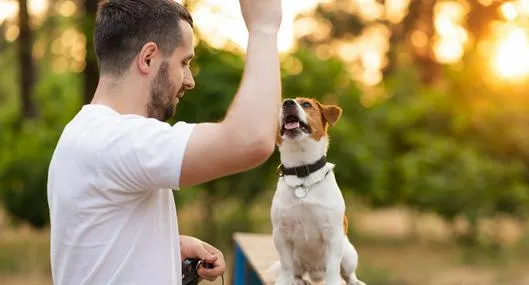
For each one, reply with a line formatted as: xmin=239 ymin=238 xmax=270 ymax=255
xmin=29 ymin=0 xmax=48 ymax=16
xmin=0 ymin=1 xmax=17 ymax=24
xmin=57 ymin=0 xmax=77 ymax=17
xmin=493 ymin=26 xmax=529 ymax=79
xmin=1 ymin=0 xmax=528 ymax=87
xmin=519 ymin=0 xmax=529 ymax=15
xmin=190 ymin=0 xmax=320 ymax=53
xmin=385 ymin=0 xmax=411 ymax=24
xmin=433 ymin=1 xmax=469 ymax=64
xmin=501 ymin=2 xmax=519 ymax=20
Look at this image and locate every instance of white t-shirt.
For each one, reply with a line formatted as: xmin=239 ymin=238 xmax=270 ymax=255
xmin=47 ymin=104 xmax=195 ymax=285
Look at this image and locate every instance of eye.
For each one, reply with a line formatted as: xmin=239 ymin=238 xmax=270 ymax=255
xmin=302 ymin=102 xmax=312 ymax=108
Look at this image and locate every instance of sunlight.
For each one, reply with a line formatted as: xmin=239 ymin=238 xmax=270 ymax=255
xmin=478 ymin=0 xmax=494 ymax=6
xmin=493 ymin=26 xmax=529 ymax=79
xmin=385 ymin=0 xmax=410 ymax=24
xmin=190 ymin=0 xmax=320 ymax=53
xmin=29 ymin=0 xmax=48 ymax=17
xmin=434 ymin=37 xmax=464 ymax=64
xmin=353 ymin=0 xmax=385 ymax=22
xmin=0 ymin=0 xmax=17 ymax=24
xmin=0 ymin=0 xmax=526 ymax=87
xmin=518 ymin=0 xmax=529 ymax=15
xmin=56 ymin=0 xmax=77 ymax=17
xmin=410 ymin=30 xmax=428 ymax=48
xmin=295 ymin=16 xmax=333 ymax=43
xmin=5 ymin=24 xmax=19 ymax=42
xmin=500 ymin=2 xmax=519 ymax=20
xmin=433 ymin=1 xmax=469 ymax=64
xmin=343 ymin=23 xmax=390 ymax=86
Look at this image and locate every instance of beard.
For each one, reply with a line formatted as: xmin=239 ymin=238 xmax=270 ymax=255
xmin=147 ymin=61 xmax=183 ymax=121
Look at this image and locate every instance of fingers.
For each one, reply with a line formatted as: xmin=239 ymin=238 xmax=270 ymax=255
xmin=195 ymin=244 xmax=218 ymax=264
xmin=197 ymin=263 xmax=225 ymax=281
xmin=197 ymin=242 xmax=226 ymax=281
xmin=180 ymin=236 xmax=226 ymax=281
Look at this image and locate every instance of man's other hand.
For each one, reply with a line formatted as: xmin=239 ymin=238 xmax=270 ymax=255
xmin=180 ymin=235 xmax=226 ymax=281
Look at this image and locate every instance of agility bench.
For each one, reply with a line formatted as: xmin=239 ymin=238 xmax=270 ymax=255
xmin=232 ymin=233 xmax=279 ymax=285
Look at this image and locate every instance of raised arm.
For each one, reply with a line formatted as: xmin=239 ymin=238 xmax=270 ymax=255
xmin=178 ymin=0 xmax=283 ymax=187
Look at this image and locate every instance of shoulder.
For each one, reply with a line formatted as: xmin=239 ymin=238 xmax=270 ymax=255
xmin=75 ymin=104 xmax=195 ymax=145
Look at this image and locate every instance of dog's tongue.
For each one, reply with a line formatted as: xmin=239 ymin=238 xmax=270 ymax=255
xmin=285 ymin=121 xmax=300 ymax=130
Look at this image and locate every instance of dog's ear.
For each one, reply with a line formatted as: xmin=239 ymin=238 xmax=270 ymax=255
xmin=317 ymin=102 xmax=342 ymax=126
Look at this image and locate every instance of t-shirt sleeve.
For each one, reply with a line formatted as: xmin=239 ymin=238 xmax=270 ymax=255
xmin=99 ymin=118 xmax=196 ymax=192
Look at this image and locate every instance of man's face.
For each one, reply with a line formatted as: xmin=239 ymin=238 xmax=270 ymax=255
xmin=147 ymin=20 xmax=195 ymax=121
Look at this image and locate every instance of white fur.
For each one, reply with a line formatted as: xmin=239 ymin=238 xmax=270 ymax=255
xmin=270 ymin=99 xmax=366 ymax=285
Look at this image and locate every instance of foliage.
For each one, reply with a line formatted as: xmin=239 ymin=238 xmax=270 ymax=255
xmin=0 ymin=53 xmax=82 ymax=228
xmin=1 ymin=1 xmax=529 ymax=249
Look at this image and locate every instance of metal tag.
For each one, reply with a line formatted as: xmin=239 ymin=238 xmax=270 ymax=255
xmin=294 ymin=187 xmax=307 ymax=198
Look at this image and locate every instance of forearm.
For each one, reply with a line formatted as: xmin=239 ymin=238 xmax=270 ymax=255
xmin=224 ymin=31 xmax=281 ymax=142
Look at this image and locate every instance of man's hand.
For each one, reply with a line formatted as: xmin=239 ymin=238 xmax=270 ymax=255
xmin=180 ymin=235 xmax=226 ymax=281
xmin=239 ymin=0 xmax=282 ymax=34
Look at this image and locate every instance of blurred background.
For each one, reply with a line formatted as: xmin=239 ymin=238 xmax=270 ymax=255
xmin=1 ymin=0 xmax=529 ymax=284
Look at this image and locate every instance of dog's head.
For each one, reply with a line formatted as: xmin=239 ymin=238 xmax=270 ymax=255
xmin=277 ymin=97 xmax=342 ymax=145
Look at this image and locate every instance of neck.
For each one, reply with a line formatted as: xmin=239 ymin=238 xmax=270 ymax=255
xmin=278 ymin=137 xmax=328 ymax=168
xmin=90 ymin=74 xmax=149 ymax=117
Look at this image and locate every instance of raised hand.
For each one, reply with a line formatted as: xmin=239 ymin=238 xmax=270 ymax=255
xmin=239 ymin=0 xmax=283 ymax=34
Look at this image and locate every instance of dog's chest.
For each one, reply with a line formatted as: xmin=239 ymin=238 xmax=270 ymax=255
xmin=271 ymin=168 xmax=345 ymax=239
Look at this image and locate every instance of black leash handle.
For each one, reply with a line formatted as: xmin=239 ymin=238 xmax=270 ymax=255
xmin=182 ymin=258 xmax=214 ymax=285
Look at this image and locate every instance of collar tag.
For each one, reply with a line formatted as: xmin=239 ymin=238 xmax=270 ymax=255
xmin=294 ymin=187 xmax=307 ymax=199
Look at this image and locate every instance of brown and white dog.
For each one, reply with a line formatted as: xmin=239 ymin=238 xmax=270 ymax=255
xmin=270 ymin=97 xmax=365 ymax=285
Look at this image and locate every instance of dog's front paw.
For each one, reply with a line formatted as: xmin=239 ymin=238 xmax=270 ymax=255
xmin=344 ymin=272 xmax=366 ymax=285
xmin=349 ymin=279 xmax=366 ymax=285
xmin=293 ymin=277 xmax=310 ymax=285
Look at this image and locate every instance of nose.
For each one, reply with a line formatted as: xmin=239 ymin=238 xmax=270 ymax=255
xmin=183 ymin=69 xmax=195 ymax=90
xmin=282 ymin=99 xmax=296 ymax=108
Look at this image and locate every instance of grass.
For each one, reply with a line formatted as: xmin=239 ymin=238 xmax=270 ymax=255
xmin=2 ymin=195 xmax=529 ymax=285
xmin=0 ymin=226 xmax=51 ymax=285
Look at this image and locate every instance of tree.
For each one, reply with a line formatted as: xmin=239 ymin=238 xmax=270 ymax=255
xmin=18 ymin=0 xmax=37 ymax=119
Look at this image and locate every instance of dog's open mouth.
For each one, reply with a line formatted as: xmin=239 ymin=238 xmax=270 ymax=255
xmin=281 ymin=114 xmax=311 ymax=135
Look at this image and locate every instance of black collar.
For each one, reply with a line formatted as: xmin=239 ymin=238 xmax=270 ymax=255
xmin=278 ymin=156 xmax=327 ymax=178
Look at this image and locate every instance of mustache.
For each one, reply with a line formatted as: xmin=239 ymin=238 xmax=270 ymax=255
xmin=176 ymin=89 xmax=185 ymax=100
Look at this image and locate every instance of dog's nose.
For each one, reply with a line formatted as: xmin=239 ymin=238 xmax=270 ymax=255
xmin=283 ymin=99 xmax=296 ymax=108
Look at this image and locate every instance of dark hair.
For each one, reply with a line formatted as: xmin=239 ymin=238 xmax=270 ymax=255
xmin=94 ymin=0 xmax=193 ymax=76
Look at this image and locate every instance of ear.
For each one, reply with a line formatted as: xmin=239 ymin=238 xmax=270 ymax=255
xmin=137 ymin=42 xmax=159 ymax=75
xmin=318 ymin=102 xmax=342 ymax=126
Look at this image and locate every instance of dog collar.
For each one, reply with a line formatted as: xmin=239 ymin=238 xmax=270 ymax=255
xmin=278 ymin=156 xmax=327 ymax=178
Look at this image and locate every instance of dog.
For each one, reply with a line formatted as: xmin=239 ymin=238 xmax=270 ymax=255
xmin=270 ymin=97 xmax=365 ymax=285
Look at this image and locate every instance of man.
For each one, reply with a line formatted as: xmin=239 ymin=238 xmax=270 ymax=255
xmin=46 ymin=0 xmax=282 ymax=284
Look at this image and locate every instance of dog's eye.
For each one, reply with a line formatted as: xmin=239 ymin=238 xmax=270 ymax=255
xmin=302 ymin=102 xmax=312 ymax=108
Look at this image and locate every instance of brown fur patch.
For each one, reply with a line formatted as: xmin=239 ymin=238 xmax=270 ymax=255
xmin=276 ymin=125 xmax=283 ymax=145
xmin=294 ymin=97 xmax=342 ymax=141
xmin=344 ymin=215 xmax=349 ymax=235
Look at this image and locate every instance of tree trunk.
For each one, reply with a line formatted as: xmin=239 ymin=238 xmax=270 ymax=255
xmin=82 ymin=0 xmax=99 ymax=104
xmin=18 ymin=0 xmax=37 ymax=119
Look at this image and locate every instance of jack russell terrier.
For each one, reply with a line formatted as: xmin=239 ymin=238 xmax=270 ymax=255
xmin=270 ymin=97 xmax=366 ymax=285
